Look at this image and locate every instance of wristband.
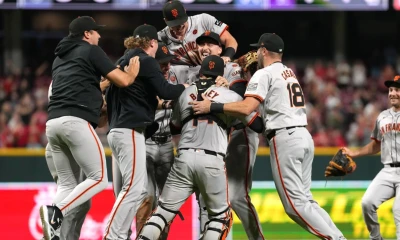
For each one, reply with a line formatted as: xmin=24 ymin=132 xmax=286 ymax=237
xmin=210 ymin=103 xmax=224 ymax=113
xmin=222 ymin=47 xmax=236 ymax=60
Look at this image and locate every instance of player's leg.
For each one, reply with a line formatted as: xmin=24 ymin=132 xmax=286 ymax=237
xmin=104 ymin=128 xmax=147 ymax=240
xmin=136 ymin=144 xmax=158 ymax=233
xmin=226 ymin=129 xmax=264 ymax=240
xmin=197 ymin=153 xmax=232 ymax=240
xmin=48 ymin=116 xmax=108 ymax=218
xmin=269 ymin=128 xmax=339 ymax=239
xmin=302 ymin=133 xmax=345 ymax=238
xmin=137 ymin=150 xmax=194 ymax=240
xmin=362 ymin=168 xmax=395 ymax=240
xmin=154 ymin=141 xmax=174 ymax=240
xmin=197 ymin=193 xmax=209 ymax=234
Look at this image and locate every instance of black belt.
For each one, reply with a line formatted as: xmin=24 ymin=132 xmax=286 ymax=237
xmin=267 ymin=126 xmax=306 ymax=141
xmin=179 ymin=148 xmax=226 ymax=158
xmin=150 ymin=135 xmax=171 ymax=144
xmin=389 ymin=163 xmax=400 ymax=167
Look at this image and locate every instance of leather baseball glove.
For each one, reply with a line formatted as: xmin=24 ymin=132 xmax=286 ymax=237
xmin=325 ymin=148 xmax=357 ymax=177
xmin=234 ymin=50 xmax=258 ymax=73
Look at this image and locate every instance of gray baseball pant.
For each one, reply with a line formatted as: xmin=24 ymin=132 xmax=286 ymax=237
xmin=45 ymin=143 xmax=91 ymax=240
xmin=104 ymin=128 xmax=147 ymax=240
xmin=269 ymin=127 xmax=344 ymax=240
xmin=362 ymin=167 xmax=400 ymax=240
xmin=46 ymin=116 xmax=108 ymax=217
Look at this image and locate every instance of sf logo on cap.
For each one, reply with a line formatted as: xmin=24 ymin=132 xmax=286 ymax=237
xmin=395 ymin=75 xmax=400 ymax=81
xmin=204 ymin=30 xmax=211 ymax=36
xmin=209 ymin=61 xmax=215 ymax=70
xmin=162 ymin=46 xmax=168 ymax=54
xmin=171 ymin=9 xmax=178 ymax=18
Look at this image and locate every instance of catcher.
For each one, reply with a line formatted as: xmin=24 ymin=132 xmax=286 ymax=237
xmin=325 ymin=148 xmax=357 ymax=177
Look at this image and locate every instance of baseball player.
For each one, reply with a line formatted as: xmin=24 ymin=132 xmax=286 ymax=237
xmin=342 ymin=75 xmax=400 ymax=240
xmin=103 ymin=25 xmax=186 ymax=240
xmin=158 ymin=0 xmax=238 ymax=79
xmin=190 ymin=31 xmax=264 ymax=239
xmin=191 ymin=33 xmax=346 ymax=240
xmin=41 ymin=16 xmax=140 ymax=240
xmin=135 ymin=43 xmax=176 ymax=238
xmin=136 ymin=55 xmax=263 ymax=240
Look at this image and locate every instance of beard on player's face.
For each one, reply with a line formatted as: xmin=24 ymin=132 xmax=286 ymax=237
xmin=389 ymin=87 xmax=400 ymax=109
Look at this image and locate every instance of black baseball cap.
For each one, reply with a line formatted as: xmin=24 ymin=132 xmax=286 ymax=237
xmin=250 ymin=33 xmax=284 ymax=53
xmin=156 ymin=43 xmax=175 ymax=64
xmin=163 ymin=1 xmax=188 ymax=27
xmin=133 ymin=24 xmax=158 ymax=40
xmin=196 ymin=31 xmax=221 ymax=46
xmin=69 ymin=16 xmax=105 ymax=35
xmin=200 ymin=55 xmax=224 ymax=78
xmin=385 ymin=75 xmax=400 ymax=88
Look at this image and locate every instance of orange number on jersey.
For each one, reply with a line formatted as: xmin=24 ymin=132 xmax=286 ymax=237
xmin=286 ymin=82 xmax=305 ymax=107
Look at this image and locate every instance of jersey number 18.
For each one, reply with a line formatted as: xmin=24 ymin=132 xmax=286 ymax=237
xmin=286 ymin=83 xmax=305 ymax=107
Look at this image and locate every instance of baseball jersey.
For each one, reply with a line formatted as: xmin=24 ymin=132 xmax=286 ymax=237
xmin=187 ymin=62 xmax=243 ymax=86
xmin=171 ymin=84 xmax=254 ymax=154
xmin=371 ymin=109 xmax=400 ymax=165
xmin=158 ymin=13 xmax=228 ymax=66
xmin=244 ymin=62 xmax=307 ymax=136
xmin=168 ymin=65 xmax=198 ymax=84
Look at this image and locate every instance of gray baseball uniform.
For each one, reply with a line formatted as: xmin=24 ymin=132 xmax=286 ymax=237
xmin=191 ymin=65 xmax=264 ymax=239
xmin=361 ymin=109 xmax=400 ymax=239
xmin=45 ymin=82 xmax=91 ymax=240
xmin=245 ymin=63 xmax=344 ymax=239
xmin=137 ymin=84 xmax=258 ymax=240
xmin=158 ymin=13 xmax=228 ymax=66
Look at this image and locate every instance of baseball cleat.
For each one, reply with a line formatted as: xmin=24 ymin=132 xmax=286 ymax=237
xmin=39 ymin=205 xmax=63 ymax=240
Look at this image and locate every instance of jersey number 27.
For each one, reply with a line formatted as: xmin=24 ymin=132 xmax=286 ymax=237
xmin=286 ymin=82 xmax=305 ymax=107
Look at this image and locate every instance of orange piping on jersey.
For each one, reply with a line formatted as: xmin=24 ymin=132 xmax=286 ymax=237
xmin=370 ymin=137 xmax=381 ymax=143
xmin=246 ymin=113 xmax=259 ymax=127
xmin=104 ymin=130 xmax=137 ymax=239
xmin=229 ymin=79 xmax=247 ymax=87
xmin=219 ymin=25 xmax=229 ymax=37
xmin=61 ymin=123 xmax=105 ymax=212
xmin=244 ymin=94 xmax=263 ymax=103
xmin=243 ymin=128 xmax=265 ymax=239
xmin=272 ymin=138 xmax=331 ymax=240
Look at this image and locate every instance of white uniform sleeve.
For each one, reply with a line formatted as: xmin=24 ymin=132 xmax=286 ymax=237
xmin=371 ymin=118 xmax=382 ymax=142
xmin=48 ymin=81 xmax=53 ymax=102
xmin=200 ymin=13 xmax=228 ymax=36
xmin=224 ymin=64 xmax=244 ymax=86
xmin=244 ymin=70 xmax=270 ymax=102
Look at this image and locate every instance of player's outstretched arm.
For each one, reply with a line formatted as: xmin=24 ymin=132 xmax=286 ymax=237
xmin=342 ymin=139 xmax=381 ymax=159
xmin=190 ymin=94 xmax=260 ymax=117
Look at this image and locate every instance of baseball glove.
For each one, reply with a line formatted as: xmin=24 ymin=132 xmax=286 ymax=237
xmin=234 ymin=50 xmax=258 ymax=73
xmin=325 ymin=148 xmax=357 ymax=177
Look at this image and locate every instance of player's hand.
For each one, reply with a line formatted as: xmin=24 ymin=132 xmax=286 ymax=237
xmin=221 ymin=56 xmax=231 ymax=64
xmin=190 ymin=93 xmax=211 ymax=115
xmin=100 ymin=77 xmax=111 ymax=92
xmin=215 ymin=76 xmax=228 ymax=88
xmin=125 ymin=56 xmax=140 ymax=78
xmin=341 ymin=147 xmax=356 ymax=158
xmin=183 ymin=83 xmax=190 ymax=88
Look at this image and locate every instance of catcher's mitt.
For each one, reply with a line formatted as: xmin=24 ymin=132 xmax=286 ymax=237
xmin=234 ymin=50 xmax=258 ymax=73
xmin=325 ymin=148 xmax=356 ymax=177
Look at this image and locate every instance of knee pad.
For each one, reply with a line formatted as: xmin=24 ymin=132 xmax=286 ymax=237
xmin=202 ymin=207 xmax=232 ymax=240
xmin=136 ymin=204 xmax=184 ymax=240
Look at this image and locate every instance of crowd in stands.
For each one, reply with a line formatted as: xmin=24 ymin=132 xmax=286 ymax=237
xmin=0 ymin=54 xmax=398 ymax=148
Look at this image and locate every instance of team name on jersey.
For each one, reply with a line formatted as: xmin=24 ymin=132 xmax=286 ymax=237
xmin=281 ymin=69 xmax=297 ymax=80
xmin=174 ymin=41 xmax=197 ymax=59
xmin=380 ymin=123 xmax=400 ymax=134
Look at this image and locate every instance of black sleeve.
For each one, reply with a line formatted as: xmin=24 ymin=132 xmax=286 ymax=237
xmin=247 ymin=116 xmax=263 ymax=133
xmin=141 ymin=57 xmax=185 ymax=100
xmin=229 ymin=81 xmax=247 ymax=98
xmin=89 ymin=46 xmax=117 ymax=77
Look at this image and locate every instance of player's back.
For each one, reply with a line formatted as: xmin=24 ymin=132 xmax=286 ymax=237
xmin=250 ymin=63 xmax=307 ymax=132
xmin=173 ymin=84 xmax=242 ymax=154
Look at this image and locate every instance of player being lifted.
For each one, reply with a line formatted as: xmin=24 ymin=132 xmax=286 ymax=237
xmin=136 ymin=55 xmax=263 ymax=240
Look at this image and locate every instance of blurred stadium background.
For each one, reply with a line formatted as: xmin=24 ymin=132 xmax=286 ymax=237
xmin=0 ymin=0 xmax=399 ymax=239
